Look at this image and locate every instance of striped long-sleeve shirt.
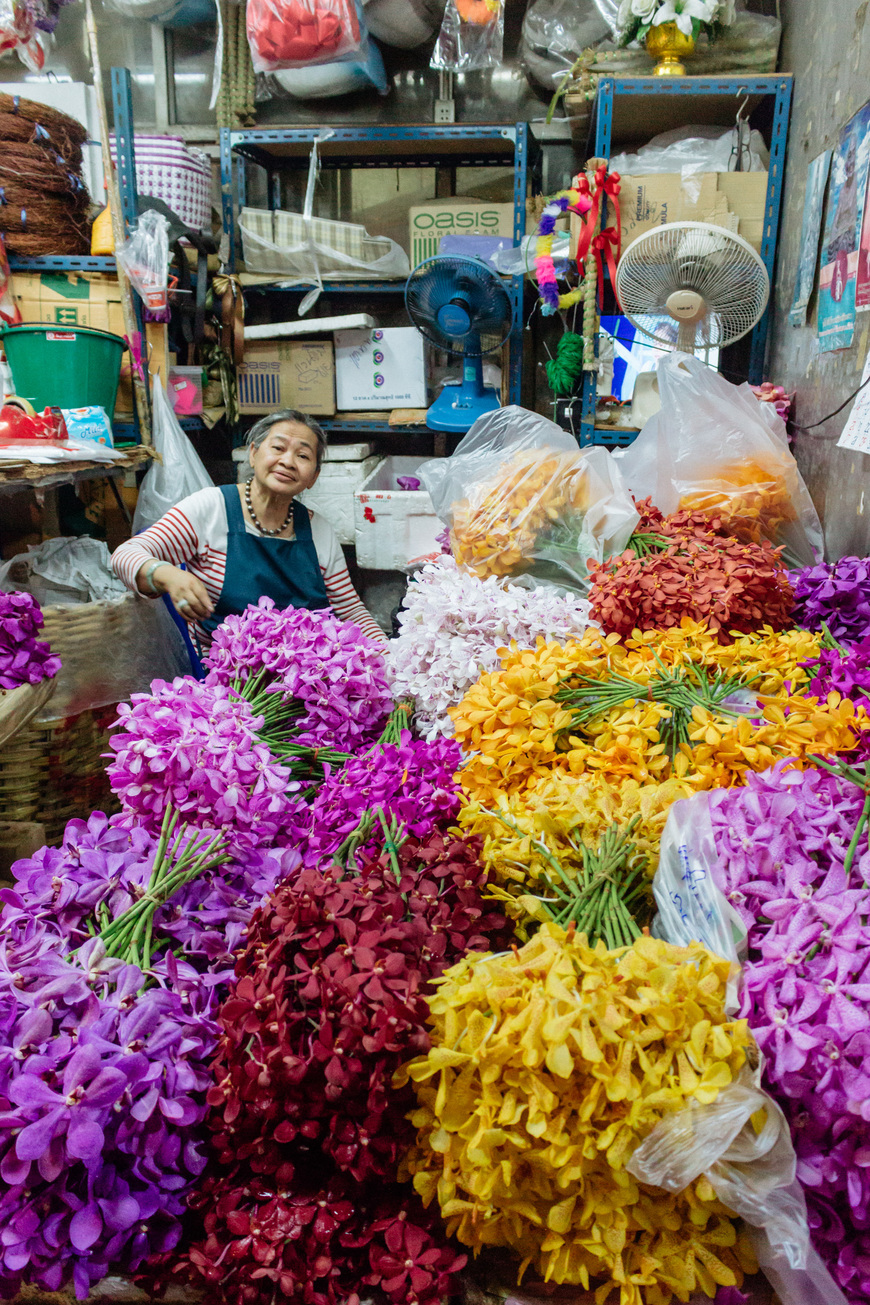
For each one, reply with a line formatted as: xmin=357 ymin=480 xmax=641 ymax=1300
xmin=111 ymin=486 xmax=387 ymax=646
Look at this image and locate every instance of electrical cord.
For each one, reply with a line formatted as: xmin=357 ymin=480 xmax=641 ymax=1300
xmin=792 ymin=369 xmax=870 ymax=433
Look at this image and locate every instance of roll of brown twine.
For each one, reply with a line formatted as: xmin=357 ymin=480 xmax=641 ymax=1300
xmin=0 ymin=115 xmax=84 ymax=169
xmin=0 ymin=92 xmax=87 ymax=147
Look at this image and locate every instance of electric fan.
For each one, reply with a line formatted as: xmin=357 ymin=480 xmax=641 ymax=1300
xmin=614 ymin=222 xmax=770 ymax=354
xmin=405 ymin=255 xmax=513 ymax=433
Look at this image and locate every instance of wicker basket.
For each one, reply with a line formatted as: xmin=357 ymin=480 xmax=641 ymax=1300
xmin=0 ymin=704 xmax=119 ymax=845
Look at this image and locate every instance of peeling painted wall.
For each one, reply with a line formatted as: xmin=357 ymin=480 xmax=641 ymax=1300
xmin=770 ymin=0 xmax=870 ymax=558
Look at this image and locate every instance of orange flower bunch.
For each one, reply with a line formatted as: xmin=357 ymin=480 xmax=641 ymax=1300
xmin=450 ymin=449 xmax=590 ymax=580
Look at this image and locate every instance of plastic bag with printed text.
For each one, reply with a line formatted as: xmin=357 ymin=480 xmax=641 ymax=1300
xmin=430 ymin=0 xmax=504 ymax=71
xmin=418 ymin=405 xmax=639 ymax=593
xmin=246 ymin=0 xmax=364 ymax=71
xmin=622 ymin=352 xmax=823 ymax=568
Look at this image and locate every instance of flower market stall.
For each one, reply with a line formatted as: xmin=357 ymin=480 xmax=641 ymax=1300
xmin=3 ymin=371 xmax=870 ymax=1305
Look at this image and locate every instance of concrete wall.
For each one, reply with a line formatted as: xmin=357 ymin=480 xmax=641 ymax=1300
xmin=769 ymin=1 xmax=870 ymax=558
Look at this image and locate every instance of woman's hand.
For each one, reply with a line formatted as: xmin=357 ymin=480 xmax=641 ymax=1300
xmin=136 ymin=561 xmax=214 ymax=621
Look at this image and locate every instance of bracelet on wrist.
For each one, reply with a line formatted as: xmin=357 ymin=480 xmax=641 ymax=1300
xmin=143 ymin=560 xmax=170 ymax=595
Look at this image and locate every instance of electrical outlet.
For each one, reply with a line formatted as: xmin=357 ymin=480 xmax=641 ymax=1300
xmin=434 ymin=99 xmax=455 ymax=123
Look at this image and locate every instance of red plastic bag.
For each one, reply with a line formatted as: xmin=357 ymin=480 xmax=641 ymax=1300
xmin=247 ymin=0 xmax=363 ymax=71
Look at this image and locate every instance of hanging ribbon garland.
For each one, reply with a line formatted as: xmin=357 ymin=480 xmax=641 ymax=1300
xmin=534 ymin=167 xmax=623 ymax=394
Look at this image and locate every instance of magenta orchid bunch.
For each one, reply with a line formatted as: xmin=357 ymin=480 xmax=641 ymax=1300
xmin=203 ymin=599 xmax=393 ymax=752
xmin=792 ymin=557 xmax=870 ymax=644
xmin=106 ymin=677 xmax=299 ymax=850
xmin=708 ymin=762 xmax=870 ymax=1303
xmin=0 ymin=809 xmax=299 ymax=1299
xmin=0 ymin=590 xmax=61 ymax=689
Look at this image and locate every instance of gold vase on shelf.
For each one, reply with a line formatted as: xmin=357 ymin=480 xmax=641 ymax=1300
xmin=645 ymin=21 xmax=695 ymax=75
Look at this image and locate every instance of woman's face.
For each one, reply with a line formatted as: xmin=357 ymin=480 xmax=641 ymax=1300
xmin=249 ymin=421 xmax=320 ymax=498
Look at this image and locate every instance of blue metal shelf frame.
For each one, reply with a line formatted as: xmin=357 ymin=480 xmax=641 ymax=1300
xmin=579 ymin=74 xmax=793 ymax=446
xmin=220 ymin=124 xmax=529 ymax=409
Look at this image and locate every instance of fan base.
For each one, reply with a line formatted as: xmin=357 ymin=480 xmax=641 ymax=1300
xmin=425 ymin=384 xmax=501 ymax=433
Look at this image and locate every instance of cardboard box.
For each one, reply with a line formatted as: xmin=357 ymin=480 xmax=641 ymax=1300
xmin=408 ymin=197 xmax=516 ymax=266
xmin=237 ymin=339 xmax=336 ymax=415
xmin=334 ymin=327 xmax=427 ymax=411
xmin=9 ymin=272 xmax=134 ymax=416
xmin=570 ymin=172 xmax=768 ymax=255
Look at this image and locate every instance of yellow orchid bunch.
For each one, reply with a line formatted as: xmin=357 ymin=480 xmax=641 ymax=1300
xmin=678 ymin=459 xmax=797 ymax=547
xmin=450 ymin=449 xmax=591 ymax=580
xmin=396 ymin=926 xmax=758 ymax=1304
xmin=451 ymin=621 xmax=862 ymax=805
xmin=459 ymin=771 xmax=694 ymax=920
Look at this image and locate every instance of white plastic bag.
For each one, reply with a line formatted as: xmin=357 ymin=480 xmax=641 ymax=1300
xmin=610 ymin=125 xmax=769 ymax=177
xmin=628 ymin=1066 xmax=849 ymax=1305
xmin=622 ymin=353 xmax=823 ymax=567
xmin=419 ymin=405 xmax=639 ymax=592
xmin=133 ymin=379 xmax=213 ymax=533
xmin=115 ymin=209 xmax=170 ymax=313
xmin=430 ymin=0 xmax=503 ymax=71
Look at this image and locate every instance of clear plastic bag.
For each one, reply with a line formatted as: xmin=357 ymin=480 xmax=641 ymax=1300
xmin=246 ymin=0 xmax=364 ymax=71
xmin=269 ymin=33 xmax=388 ymax=95
xmin=628 ymin=1066 xmax=850 ymax=1305
xmin=115 ymin=210 xmax=170 ymax=314
xmin=622 ymin=353 xmax=823 ymax=568
xmin=133 ymin=378 xmax=213 ymax=533
xmin=239 ymin=134 xmax=409 ymax=308
xmin=418 ymin=405 xmax=639 ymax=592
xmin=430 ymin=0 xmax=504 ymax=71
xmin=518 ymin=0 xmax=610 ymax=88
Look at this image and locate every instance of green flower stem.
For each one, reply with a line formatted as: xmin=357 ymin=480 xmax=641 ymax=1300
xmin=844 ymin=793 xmax=870 ymax=878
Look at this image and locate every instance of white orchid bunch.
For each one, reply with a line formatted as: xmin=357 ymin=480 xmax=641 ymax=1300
xmin=616 ymin=0 xmax=735 ymax=45
xmin=386 ymin=556 xmax=595 ymax=741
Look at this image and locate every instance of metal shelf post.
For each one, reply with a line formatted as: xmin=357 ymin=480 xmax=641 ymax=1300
xmin=110 ymin=67 xmax=138 ymax=234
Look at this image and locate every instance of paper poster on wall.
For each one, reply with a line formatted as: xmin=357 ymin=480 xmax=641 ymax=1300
xmin=856 ymin=168 xmax=870 ymax=310
xmin=818 ymin=101 xmax=870 ymax=350
xmin=836 ymin=350 xmax=870 ymax=454
xmin=790 ymin=150 xmax=831 ymax=327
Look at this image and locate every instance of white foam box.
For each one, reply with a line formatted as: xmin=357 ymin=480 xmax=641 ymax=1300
xmin=353 ymin=455 xmax=442 ymax=570
xmin=300 ymin=454 xmax=383 ymax=546
xmin=334 ymin=327 xmax=427 ymax=410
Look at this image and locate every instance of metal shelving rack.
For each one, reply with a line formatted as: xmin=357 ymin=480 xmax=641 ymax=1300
xmin=578 ymin=74 xmax=793 ymax=447
xmin=219 ymin=124 xmax=530 ymax=419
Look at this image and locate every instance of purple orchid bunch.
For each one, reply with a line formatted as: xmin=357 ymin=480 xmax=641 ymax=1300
xmin=106 ymin=677 xmax=300 ymax=850
xmin=0 ymin=590 xmax=61 ymax=690
xmin=284 ymin=733 xmax=463 ymax=871
xmin=792 ymin=557 xmax=870 ymax=643
xmin=203 ymin=599 xmax=393 ymax=752
xmin=0 ymin=810 xmax=298 ymax=1298
xmin=708 ymin=762 xmax=870 ymax=1303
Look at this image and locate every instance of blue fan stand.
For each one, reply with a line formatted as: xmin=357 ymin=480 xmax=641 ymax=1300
xmin=425 ymin=354 xmax=501 ymax=433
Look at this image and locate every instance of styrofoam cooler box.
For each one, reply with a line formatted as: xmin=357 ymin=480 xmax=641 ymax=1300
xmin=354 ymin=456 xmax=442 ymax=570
xmin=301 ymin=454 xmax=382 ymax=546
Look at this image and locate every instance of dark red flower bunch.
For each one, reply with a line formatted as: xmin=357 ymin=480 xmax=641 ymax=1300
xmin=590 ymin=499 xmax=795 ymax=641
xmin=143 ymin=823 xmax=508 ymax=1305
xmin=155 ymin=1169 xmax=464 ymax=1305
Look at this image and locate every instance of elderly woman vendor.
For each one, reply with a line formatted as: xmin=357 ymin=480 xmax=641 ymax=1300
xmin=112 ymin=409 xmax=386 ymax=645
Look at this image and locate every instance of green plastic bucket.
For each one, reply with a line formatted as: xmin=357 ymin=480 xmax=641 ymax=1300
xmin=0 ymin=323 xmax=126 ymax=416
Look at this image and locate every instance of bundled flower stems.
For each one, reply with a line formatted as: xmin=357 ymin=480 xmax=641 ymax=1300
xmin=4 ymin=420 xmax=870 ymax=1305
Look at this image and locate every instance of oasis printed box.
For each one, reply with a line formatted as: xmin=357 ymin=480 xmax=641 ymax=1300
xmin=408 ymin=198 xmax=515 ymax=266
xmin=334 ymin=328 xmax=427 ymax=411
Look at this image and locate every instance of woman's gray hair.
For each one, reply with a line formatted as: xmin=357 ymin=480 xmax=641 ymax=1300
xmin=245 ymin=409 xmax=328 ymax=469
